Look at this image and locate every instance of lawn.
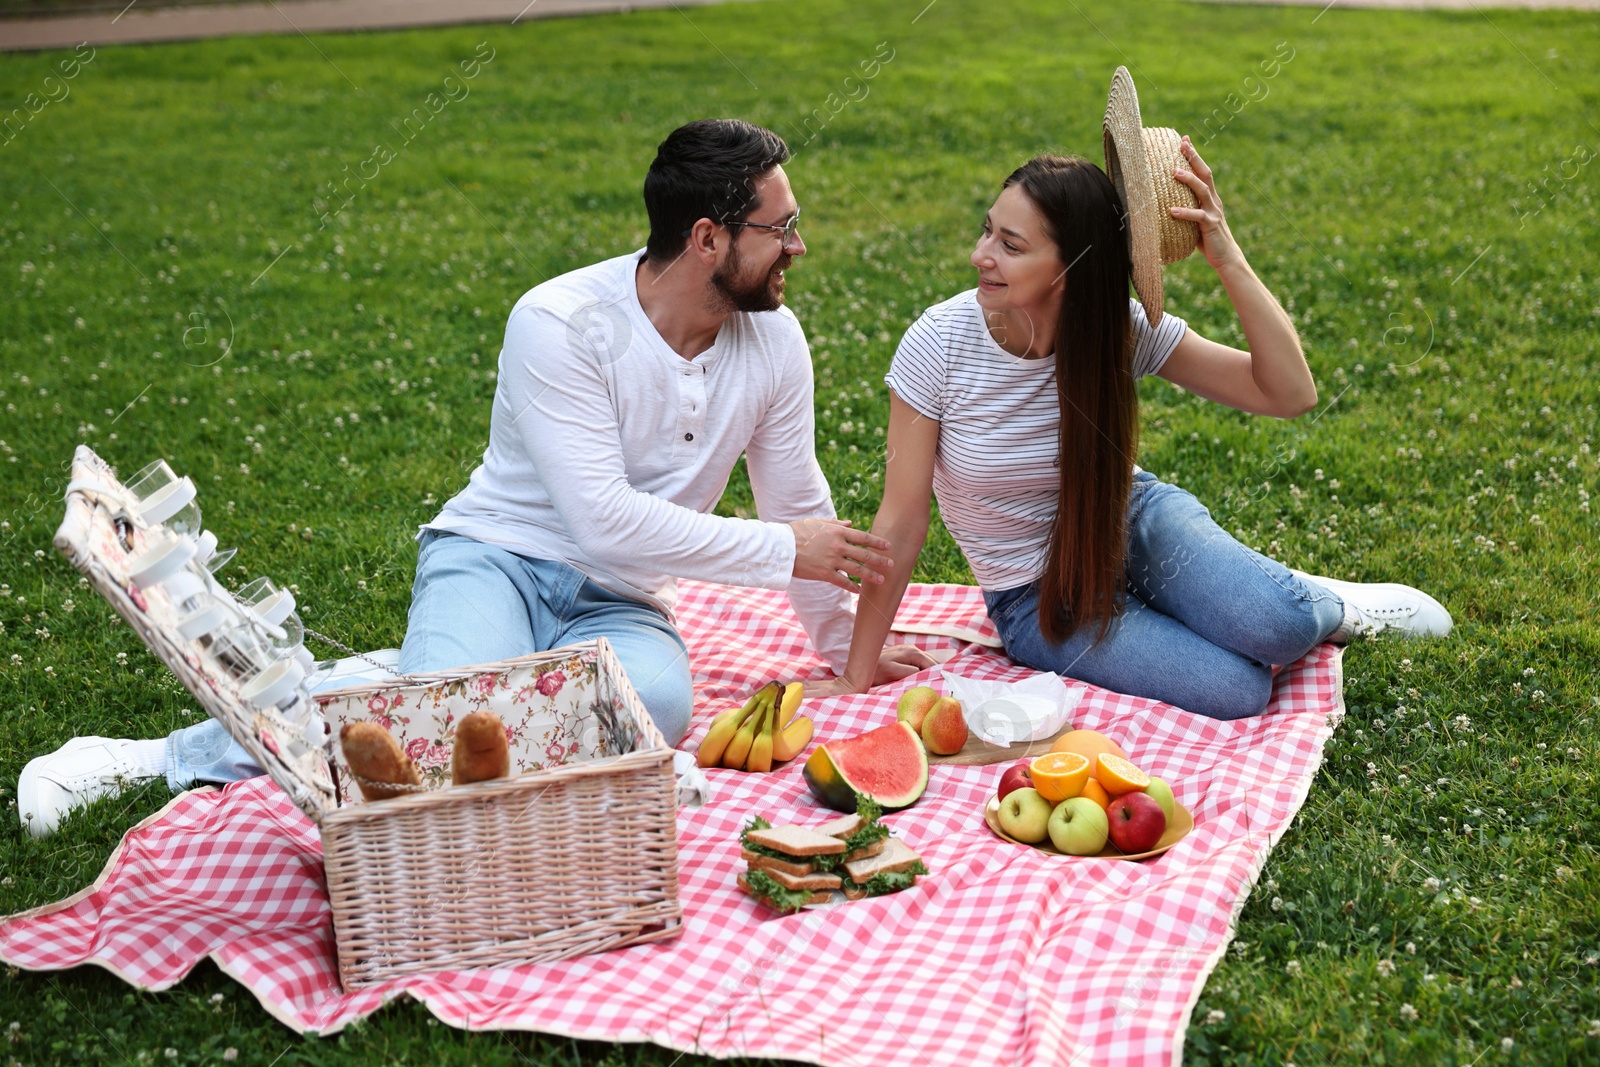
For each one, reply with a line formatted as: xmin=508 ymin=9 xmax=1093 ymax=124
xmin=1 ymin=0 xmax=1597 ymax=1062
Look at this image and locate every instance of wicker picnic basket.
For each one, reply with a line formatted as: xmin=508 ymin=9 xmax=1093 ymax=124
xmin=54 ymin=446 xmax=684 ymax=989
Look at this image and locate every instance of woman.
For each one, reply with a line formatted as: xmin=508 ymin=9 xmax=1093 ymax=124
xmin=823 ymin=138 xmax=1450 ymax=720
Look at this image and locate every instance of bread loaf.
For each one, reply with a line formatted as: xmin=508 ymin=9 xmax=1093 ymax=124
xmin=340 ymin=721 xmax=422 ymax=802
xmin=452 ymin=710 xmax=511 ymax=785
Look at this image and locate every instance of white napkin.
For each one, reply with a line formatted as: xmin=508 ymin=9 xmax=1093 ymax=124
xmin=672 ymin=749 xmax=712 ymax=807
xmin=940 ymin=669 xmax=1084 ymax=746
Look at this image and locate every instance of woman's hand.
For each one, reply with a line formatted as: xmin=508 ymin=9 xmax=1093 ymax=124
xmin=1169 ymin=136 xmax=1244 ymax=273
xmin=806 ymin=644 xmax=939 ymax=698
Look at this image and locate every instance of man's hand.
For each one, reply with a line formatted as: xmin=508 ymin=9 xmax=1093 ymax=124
xmin=789 ymin=517 xmax=894 ymax=593
xmin=806 ymin=644 xmax=938 ymax=698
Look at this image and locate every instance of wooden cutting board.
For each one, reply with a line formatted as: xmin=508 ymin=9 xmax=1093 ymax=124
xmin=927 ymin=725 xmax=1072 ymax=767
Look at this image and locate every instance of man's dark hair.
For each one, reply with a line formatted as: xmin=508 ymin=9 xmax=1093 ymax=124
xmin=643 ymin=119 xmax=790 ymax=262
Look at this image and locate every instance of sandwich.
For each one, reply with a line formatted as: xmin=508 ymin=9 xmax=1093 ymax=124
xmin=737 ymin=796 xmax=928 ymax=913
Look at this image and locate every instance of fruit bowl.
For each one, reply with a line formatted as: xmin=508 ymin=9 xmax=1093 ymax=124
xmin=983 ymin=795 xmax=1193 ymax=861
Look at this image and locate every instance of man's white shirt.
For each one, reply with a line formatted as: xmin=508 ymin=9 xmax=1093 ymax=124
xmin=427 ymin=249 xmax=855 ymax=671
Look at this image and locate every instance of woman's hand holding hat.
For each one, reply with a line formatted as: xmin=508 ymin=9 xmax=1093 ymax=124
xmin=1168 ymin=137 xmax=1243 ymax=274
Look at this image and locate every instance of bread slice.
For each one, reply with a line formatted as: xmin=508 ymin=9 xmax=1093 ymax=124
xmin=813 ymin=812 xmax=863 ymax=839
xmin=841 ymin=837 xmax=888 ymax=863
xmin=757 ymin=866 xmax=843 ymax=892
xmin=844 ymin=837 xmax=922 ymax=884
xmin=842 ymin=876 xmax=919 ymax=901
xmin=745 ymin=824 xmax=847 ymax=857
xmin=741 ymin=847 xmax=816 ymax=878
xmin=738 ymin=871 xmax=832 ymax=907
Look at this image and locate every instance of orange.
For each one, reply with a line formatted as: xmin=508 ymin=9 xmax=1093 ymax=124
xmin=1028 ymin=752 xmax=1091 ymax=804
xmin=1078 ymin=777 xmax=1112 ymax=811
xmin=1048 ymin=729 xmax=1128 ymax=779
xmin=1096 ymin=753 xmax=1151 ymax=796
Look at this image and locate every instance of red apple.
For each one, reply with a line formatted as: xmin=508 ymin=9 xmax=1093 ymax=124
xmin=1106 ymin=791 xmax=1167 ymax=853
xmin=1011 ymin=758 xmax=1033 ymax=778
xmin=996 ymin=765 xmax=1032 ymax=802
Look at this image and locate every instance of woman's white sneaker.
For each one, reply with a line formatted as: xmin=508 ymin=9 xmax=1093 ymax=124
xmin=16 ymin=737 xmax=159 ymax=839
xmin=1291 ymin=571 xmax=1453 ymax=642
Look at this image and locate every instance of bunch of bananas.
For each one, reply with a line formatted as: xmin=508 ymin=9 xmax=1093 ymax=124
xmin=696 ymin=681 xmax=814 ymax=772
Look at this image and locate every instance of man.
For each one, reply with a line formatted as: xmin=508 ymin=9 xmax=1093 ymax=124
xmin=19 ymin=119 xmax=933 ymax=838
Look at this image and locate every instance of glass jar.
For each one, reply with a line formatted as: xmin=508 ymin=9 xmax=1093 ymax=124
xmin=126 ymin=460 xmax=202 ymax=535
xmin=236 ymin=577 xmax=304 ymax=653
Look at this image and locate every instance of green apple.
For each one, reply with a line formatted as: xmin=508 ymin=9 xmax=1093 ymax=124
xmin=1048 ymin=796 xmax=1109 ymax=855
xmin=896 ymin=686 xmax=941 ymax=732
xmin=997 ymin=787 xmax=1052 ymax=844
xmin=1144 ymin=777 xmax=1176 ymax=822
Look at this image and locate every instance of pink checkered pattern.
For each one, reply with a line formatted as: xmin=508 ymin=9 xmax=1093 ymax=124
xmin=0 ymin=581 xmax=1344 ymax=1066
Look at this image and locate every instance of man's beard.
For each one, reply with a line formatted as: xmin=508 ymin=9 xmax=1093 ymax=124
xmin=710 ymin=240 xmax=789 ymax=313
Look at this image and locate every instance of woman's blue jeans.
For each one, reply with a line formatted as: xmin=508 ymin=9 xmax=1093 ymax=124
xmin=165 ymin=530 xmax=693 ymax=790
xmin=982 ymin=472 xmax=1344 ymax=721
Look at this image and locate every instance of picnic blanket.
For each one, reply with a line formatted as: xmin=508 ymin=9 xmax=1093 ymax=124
xmin=0 ymin=581 xmax=1345 ymax=1067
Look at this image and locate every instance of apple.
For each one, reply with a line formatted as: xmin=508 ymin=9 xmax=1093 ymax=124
xmin=896 ymin=686 xmax=941 ymax=732
xmin=1011 ymin=758 xmax=1033 ymax=778
xmin=1106 ymin=791 xmax=1167 ymax=853
xmin=1144 ymin=776 xmax=1177 ymax=822
xmin=996 ymin=765 xmax=1032 ymax=802
xmin=1048 ymin=797 xmax=1109 ymax=855
xmin=997 ymin=787 xmax=1052 ymax=844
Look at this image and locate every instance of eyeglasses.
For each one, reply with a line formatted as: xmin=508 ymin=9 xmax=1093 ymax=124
xmin=682 ymin=209 xmax=801 ymax=245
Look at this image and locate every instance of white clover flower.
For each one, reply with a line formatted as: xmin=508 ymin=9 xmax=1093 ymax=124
xmin=1286 ymin=960 xmax=1302 ymax=977
xmin=1205 ymin=1009 xmax=1227 ymax=1025
xmin=1400 ymin=1003 xmax=1418 ymax=1021
xmin=1271 ymin=896 xmax=1283 ymax=912
xmin=1423 ymin=876 xmax=1442 ymax=893
xmin=1378 ymin=959 xmax=1396 ymax=977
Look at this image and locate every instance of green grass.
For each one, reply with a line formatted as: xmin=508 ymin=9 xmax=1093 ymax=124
xmin=1 ymin=0 xmax=1597 ymax=1062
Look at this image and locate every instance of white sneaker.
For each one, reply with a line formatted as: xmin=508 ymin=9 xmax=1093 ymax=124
xmin=1291 ymin=571 xmax=1453 ymax=642
xmin=16 ymin=736 xmax=159 ymax=839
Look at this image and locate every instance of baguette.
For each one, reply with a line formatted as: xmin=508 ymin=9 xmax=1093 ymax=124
xmin=340 ymin=721 xmax=423 ymax=802
xmin=452 ymin=710 xmax=511 ymax=785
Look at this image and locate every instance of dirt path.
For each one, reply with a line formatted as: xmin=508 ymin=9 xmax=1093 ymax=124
xmin=0 ymin=0 xmax=746 ymax=52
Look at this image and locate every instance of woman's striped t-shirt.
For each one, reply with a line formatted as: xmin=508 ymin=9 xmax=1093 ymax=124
xmin=884 ymin=290 xmax=1188 ymax=593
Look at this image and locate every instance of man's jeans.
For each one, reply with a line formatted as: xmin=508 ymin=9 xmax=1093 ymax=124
xmin=166 ymin=530 xmax=693 ymax=790
xmin=982 ymin=472 xmax=1344 ymax=721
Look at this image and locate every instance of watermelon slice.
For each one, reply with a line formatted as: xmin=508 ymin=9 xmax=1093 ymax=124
xmin=802 ymin=721 xmax=929 ymax=812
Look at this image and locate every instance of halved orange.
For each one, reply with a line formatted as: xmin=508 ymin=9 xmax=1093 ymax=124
xmin=1049 ymin=729 xmax=1127 ymax=778
xmin=1097 ymin=753 xmax=1151 ymax=796
xmin=1029 ymin=751 xmax=1090 ymax=804
xmin=1078 ymin=777 xmax=1112 ymax=812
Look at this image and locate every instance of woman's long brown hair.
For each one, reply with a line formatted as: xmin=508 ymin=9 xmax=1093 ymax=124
xmin=1002 ymin=156 xmax=1137 ymax=644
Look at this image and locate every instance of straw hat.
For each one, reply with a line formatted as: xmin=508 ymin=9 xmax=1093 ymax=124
xmin=1102 ymin=66 xmax=1199 ymax=326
